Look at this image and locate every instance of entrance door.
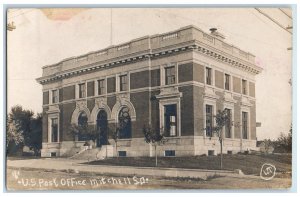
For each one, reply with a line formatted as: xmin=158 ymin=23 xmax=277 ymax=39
xmin=96 ymin=110 xmax=108 ymax=147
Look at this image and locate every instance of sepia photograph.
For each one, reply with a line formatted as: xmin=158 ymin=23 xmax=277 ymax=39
xmin=5 ymin=5 xmax=294 ymax=191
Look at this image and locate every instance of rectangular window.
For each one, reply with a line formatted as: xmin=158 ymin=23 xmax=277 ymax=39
xmin=52 ymin=89 xmax=58 ymax=104
xmin=165 ymin=66 xmax=176 ymax=85
xmin=51 ymin=118 xmax=58 ymax=142
xmin=164 ymin=104 xmax=177 ymax=137
xmin=225 ymin=108 xmax=232 ymax=138
xmin=242 ymin=79 xmax=247 ymax=95
xmin=225 ymin=74 xmax=230 ymax=90
xmin=98 ymin=79 xmax=105 ymax=95
xmin=206 ymin=67 xmax=212 ymax=85
xmin=79 ymin=83 xmax=86 ymax=98
xmin=118 ymin=151 xmax=127 ymax=157
xmin=206 ymin=105 xmax=213 ymax=137
xmin=165 ymin=150 xmax=176 ymax=157
xmin=120 ymin=75 xmax=128 ymax=91
xmin=242 ymin=112 xmax=248 ymax=139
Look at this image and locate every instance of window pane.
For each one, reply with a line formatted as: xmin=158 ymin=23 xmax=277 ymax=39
xmin=170 ymin=66 xmax=175 ymax=75
xmin=51 ymin=118 xmax=58 ymax=142
xmin=120 ymin=75 xmax=128 ymax=91
xmin=225 ymin=74 xmax=230 ymax=90
xmin=242 ymin=80 xmax=247 ymax=94
xmin=206 ymin=67 xmax=212 ymax=85
xmin=164 ymin=104 xmax=177 ymax=137
xmin=242 ymin=112 xmax=248 ymax=139
xmin=52 ymin=90 xmax=58 ymax=103
xmin=165 ymin=66 xmax=175 ymax=85
xmin=206 ymin=105 xmax=213 ymax=137
xmin=225 ymin=108 xmax=231 ymax=138
xmin=98 ymin=80 xmax=105 ymax=95
xmin=79 ymin=83 xmax=86 ymax=98
xmin=119 ymin=107 xmax=131 ymax=139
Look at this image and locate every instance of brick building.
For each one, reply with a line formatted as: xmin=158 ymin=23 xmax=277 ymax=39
xmin=37 ymin=25 xmax=262 ymax=157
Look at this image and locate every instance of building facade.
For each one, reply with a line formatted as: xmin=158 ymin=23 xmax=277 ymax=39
xmin=37 ymin=25 xmax=262 ymax=157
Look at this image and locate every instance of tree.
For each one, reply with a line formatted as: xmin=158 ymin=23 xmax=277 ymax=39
xmin=68 ymin=123 xmax=97 ymax=146
xmin=275 ymin=125 xmax=292 ymax=153
xmin=143 ymin=125 xmax=166 ymax=167
xmin=9 ymin=106 xmax=33 ymax=145
xmin=112 ymin=127 xmax=120 ymax=157
xmin=6 ymin=105 xmax=42 ymax=156
xmin=204 ymin=109 xmax=235 ymax=170
xmin=28 ymin=113 xmax=43 ymax=155
xmin=6 ymin=120 xmax=24 ymax=149
xmin=262 ymin=139 xmax=274 ymax=154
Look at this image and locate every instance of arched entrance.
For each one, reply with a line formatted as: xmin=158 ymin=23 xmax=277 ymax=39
xmin=96 ymin=110 xmax=108 ymax=147
xmin=118 ymin=107 xmax=131 ymax=139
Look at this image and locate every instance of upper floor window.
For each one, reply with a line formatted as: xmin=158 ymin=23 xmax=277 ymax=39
xmin=165 ymin=66 xmax=176 ymax=85
xmin=120 ymin=75 xmax=128 ymax=91
xmin=98 ymin=79 xmax=105 ymax=95
xmin=225 ymin=74 xmax=230 ymax=90
xmin=79 ymin=83 xmax=86 ymax=98
xmin=206 ymin=67 xmax=212 ymax=85
xmin=52 ymin=89 xmax=58 ymax=104
xmin=242 ymin=79 xmax=247 ymax=95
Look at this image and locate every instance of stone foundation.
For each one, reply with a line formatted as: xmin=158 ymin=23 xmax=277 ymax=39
xmin=41 ymin=136 xmax=257 ymax=158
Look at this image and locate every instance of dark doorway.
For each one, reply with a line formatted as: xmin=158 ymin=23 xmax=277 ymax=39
xmin=78 ymin=112 xmax=88 ymax=141
xmin=96 ymin=110 xmax=108 ymax=147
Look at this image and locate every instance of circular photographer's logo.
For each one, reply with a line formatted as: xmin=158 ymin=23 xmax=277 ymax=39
xmin=260 ymin=163 xmax=276 ymax=180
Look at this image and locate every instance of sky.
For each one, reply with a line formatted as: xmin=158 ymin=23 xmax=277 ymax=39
xmin=7 ymin=8 xmax=293 ymax=140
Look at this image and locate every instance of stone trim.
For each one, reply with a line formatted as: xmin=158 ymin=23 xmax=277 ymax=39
xmin=90 ymin=97 xmax=112 ymax=124
xmin=71 ymin=100 xmax=92 ymax=124
xmin=111 ymin=94 xmax=137 ymax=122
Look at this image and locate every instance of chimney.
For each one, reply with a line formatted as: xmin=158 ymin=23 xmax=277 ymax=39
xmin=209 ymin=28 xmax=225 ymax=40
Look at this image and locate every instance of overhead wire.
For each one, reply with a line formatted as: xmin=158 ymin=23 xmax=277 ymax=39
xmin=254 ymin=8 xmax=292 ymax=35
xmin=278 ymin=8 xmax=292 ymax=19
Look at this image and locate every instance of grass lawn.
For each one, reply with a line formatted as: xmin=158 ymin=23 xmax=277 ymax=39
xmin=86 ymin=154 xmax=291 ymax=175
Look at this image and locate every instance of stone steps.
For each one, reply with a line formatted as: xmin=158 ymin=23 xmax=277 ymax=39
xmin=69 ymin=145 xmax=114 ymax=161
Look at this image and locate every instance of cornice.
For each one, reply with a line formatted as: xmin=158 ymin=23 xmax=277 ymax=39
xmin=37 ymin=43 xmax=262 ymax=85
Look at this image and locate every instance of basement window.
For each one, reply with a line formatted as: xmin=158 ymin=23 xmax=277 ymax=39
xmin=208 ymin=150 xmax=215 ymax=156
xmin=118 ymin=151 xmax=127 ymax=157
xmin=165 ymin=150 xmax=176 ymax=157
xmin=227 ymin=151 xmax=233 ymax=155
xmin=51 ymin=152 xmax=57 ymax=157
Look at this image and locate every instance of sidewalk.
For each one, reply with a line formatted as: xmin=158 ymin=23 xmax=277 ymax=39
xmin=6 ymin=157 xmax=258 ymax=180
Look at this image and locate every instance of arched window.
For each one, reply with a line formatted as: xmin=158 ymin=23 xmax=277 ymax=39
xmin=77 ymin=111 xmax=88 ymax=141
xmin=118 ymin=107 xmax=131 ymax=139
xmin=97 ymin=110 xmax=108 ymax=146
